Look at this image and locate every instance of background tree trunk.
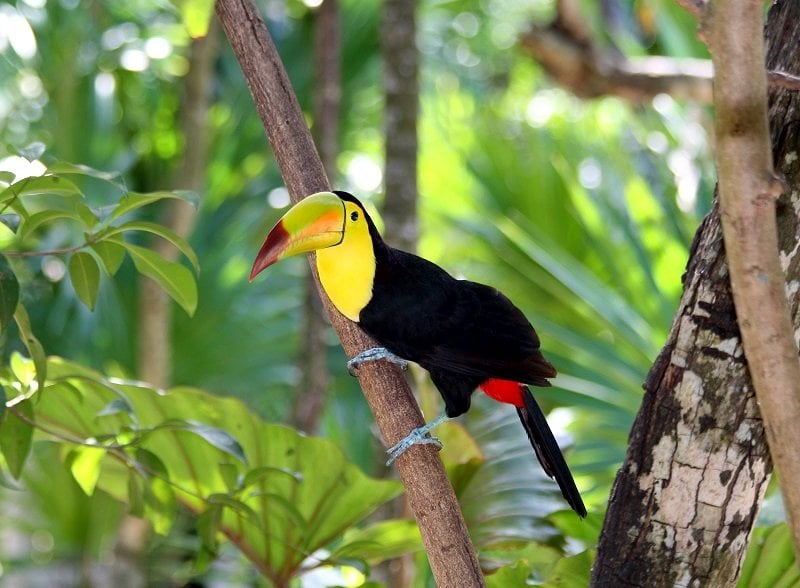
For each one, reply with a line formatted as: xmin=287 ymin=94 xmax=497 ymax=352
xmin=381 ymin=0 xmax=419 ymax=253
xmin=292 ymin=0 xmax=339 ymax=434
xmin=125 ymin=26 xmax=217 ymax=587
xmin=592 ymin=1 xmax=799 ymax=584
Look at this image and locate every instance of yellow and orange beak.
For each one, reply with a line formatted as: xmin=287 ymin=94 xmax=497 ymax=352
xmin=250 ymin=191 xmax=346 ymax=281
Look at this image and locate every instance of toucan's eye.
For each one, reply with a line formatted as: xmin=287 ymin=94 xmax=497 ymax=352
xmin=350 ymin=211 xmax=359 ymax=222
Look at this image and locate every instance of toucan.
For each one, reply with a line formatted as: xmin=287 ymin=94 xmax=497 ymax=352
xmin=250 ymin=190 xmax=586 ymax=517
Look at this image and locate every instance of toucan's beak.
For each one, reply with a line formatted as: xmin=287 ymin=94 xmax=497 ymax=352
xmin=250 ymin=191 xmax=346 ymax=281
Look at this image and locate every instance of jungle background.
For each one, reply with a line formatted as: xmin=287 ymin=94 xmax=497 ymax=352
xmin=0 ymin=0 xmax=794 ymax=586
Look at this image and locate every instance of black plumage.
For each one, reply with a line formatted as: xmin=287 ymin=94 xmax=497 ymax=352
xmin=335 ymin=192 xmax=586 ymax=517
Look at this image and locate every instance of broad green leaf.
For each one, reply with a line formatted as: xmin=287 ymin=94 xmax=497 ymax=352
xmin=46 ymin=161 xmax=121 ymax=182
xmin=69 ymin=252 xmax=101 ymax=310
xmin=483 ymin=542 xmax=563 ymax=586
xmin=158 ymin=419 xmax=247 ymax=465
xmin=97 ymin=398 xmax=135 ymax=418
xmin=10 ymin=351 xmax=36 ymax=387
xmin=0 ymin=174 xmax=81 ymax=204
xmin=19 ymin=209 xmax=88 ymax=241
xmin=0 ymin=219 xmax=15 ymax=247
xmin=0 ymin=400 xmax=34 ymax=479
xmin=68 ymin=445 xmax=105 ymax=495
xmin=13 ymin=305 xmax=46 ymax=392
xmin=206 ymin=493 xmax=259 ymax=523
xmin=486 ymin=562 xmax=535 ymax=588
xmin=172 ymin=0 xmax=215 ymax=37
xmin=34 ymin=359 xmax=403 ymax=580
xmin=101 ymin=220 xmax=199 ymax=271
xmin=332 ymin=519 xmax=423 ymax=565
xmin=0 ymin=171 xmax=15 ymax=184
xmin=136 ymin=448 xmax=177 ymax=535
xmin=197 ymin=502 xmax=223 ymax=552
xmin=91 ymin=237 xmax=126 ymax=276
xmin=128 ymin=471 xmax=145 ymax=517
xmin=123 ymin=243 xmax=198 ymax=316
xmin=738 ymin=524 xmax=798 ymax=588
xmin=219 ymin=462 xmax=239 ymax=491
xmin=106 ymin=191 xmax=197 ymax=224
xmin=542 ymin=549 xmax=594 ymax=588
xmin=0 ymin=255 xmax=19 ymax=333
xmin=242 ymin=465 xmax=303 ymax=488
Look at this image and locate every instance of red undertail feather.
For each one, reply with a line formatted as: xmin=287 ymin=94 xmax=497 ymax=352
xmin=479 ymin=378 xmax=525 ymax=407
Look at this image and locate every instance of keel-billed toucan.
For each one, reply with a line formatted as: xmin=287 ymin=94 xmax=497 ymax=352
xmin=250 ymin=190 xmax=586 ymax=517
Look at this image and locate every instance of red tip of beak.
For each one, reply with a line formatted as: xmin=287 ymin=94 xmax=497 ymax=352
xmin=249 ymin=221 xmax=290 ymax=282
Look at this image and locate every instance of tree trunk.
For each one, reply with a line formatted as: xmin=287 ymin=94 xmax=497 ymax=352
xmin=381 ymin=0 xmax=419 ymax=253
xmin=215 ymin=1 xmax=485 ymax=584
xmin=292 ymin=0 xmax=340 ymax=434
xmin=592 ymin=1 xmax=800 ymax=584
xmin=137 ymin=27 xmax=217 ymax=387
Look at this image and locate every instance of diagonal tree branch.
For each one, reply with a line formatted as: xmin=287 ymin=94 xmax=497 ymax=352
xmin=213 ymin=0 xmax=485 ymax=585
xmin=708 ymin=0 xmax=800 ymax=556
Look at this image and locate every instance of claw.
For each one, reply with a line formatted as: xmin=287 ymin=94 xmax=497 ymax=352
xmin=385 ymin=414 xmax=450 ymax=466
xmin=347 ymin=347 xmax=408 ymax=376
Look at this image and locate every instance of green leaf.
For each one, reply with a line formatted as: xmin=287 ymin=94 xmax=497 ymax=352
xmin=242 ymin=465 xmax=303 ymax=488
xmin=136 ymin=448 xmax=177 ymax=535
xmin=69 ymin=252 xmax=101 ymax=310
xmin=90 ymin=237 xmax=126 ymax=276
xmin=128 ymin=471 xmax=145 ymax=517
xmin=0 ymin=255 xmax=19 ymax=333
xmin=332 ymin=519 xmax=423 ymax=565
xmin=0 ymin=175 xmax=81 ymax=205
xmin=101 ymin=220 xmax=199 ymax=271
xmin=106 ymin=191 xmax=197 ymax=224
xmin=0 ymin=171 xmax=15 ymax=184
xmin=161 ymin=419 xmax=247 ymax=465
xmin=97 ymin=398 xmax=134 ymax=418
xmin=197 ymin=502 xmax=223 ymax=552
xmin=123 ymin=243 xmax=198 ymax=316
xmin=13 ymin=305 xmax=46 ymax=392
xmin=0 ymin=400 xmax=34 ymax=479
xmin=486 ymin=561 xmax=536 ymax=588
xmin=68 ymin=445 xmax=105 ymax=495
xmin=207 ymin=492 xmax=259 ymax=523
xmin=45 ymin=161 xmax=121 ymax=182
xmin=172 ymin=0 xmax=215 ymax=37
xmin=219 ymin=462 xmax=239 ymax=491
xmin=542 ymin=549 xmax=594 ymax=588
xmin=738 ymin=524 xmax=798 ymax=588
xmin=18 ymin=209 xmax=88 ymax=241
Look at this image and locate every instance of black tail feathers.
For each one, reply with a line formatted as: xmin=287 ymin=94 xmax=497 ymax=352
xmin=516 ymin=385 xmax=586 ymax=517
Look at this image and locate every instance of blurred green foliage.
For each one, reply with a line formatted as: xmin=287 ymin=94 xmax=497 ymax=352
xmin=0 ymin=0 xmax=790 ymax=585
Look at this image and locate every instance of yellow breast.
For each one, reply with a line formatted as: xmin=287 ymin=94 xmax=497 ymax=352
xmin=315 ymin=202 xmax=376 ymax=322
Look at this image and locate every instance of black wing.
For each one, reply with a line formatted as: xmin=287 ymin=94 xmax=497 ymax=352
xmin=359 ymin=247 xmax=555 ymax=385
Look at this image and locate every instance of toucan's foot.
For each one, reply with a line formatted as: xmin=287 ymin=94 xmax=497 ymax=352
xmin=347 ymin=347 xmax=408 ymax=376
xmin=385 ymin=414 xmax=450 ymax=466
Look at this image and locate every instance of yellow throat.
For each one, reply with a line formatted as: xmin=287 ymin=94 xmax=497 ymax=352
xmin=316 ymin=200 xmax=376 ymax=322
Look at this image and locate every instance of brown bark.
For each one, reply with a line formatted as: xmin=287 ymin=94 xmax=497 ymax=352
xmin=292 ymin=0 xmax=340 ymax=434
xmin=214 ymin=1 xmax=485 ymax=585
xmin=520 ymin=0 xmax=713 ymax=104
xmin=592 ymin=1 xmax=800 ymax=584
xmin=381 ymin=0 xmax=419 ymax=253
xmin=709 ymin=0 xmax=800 ymax=557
